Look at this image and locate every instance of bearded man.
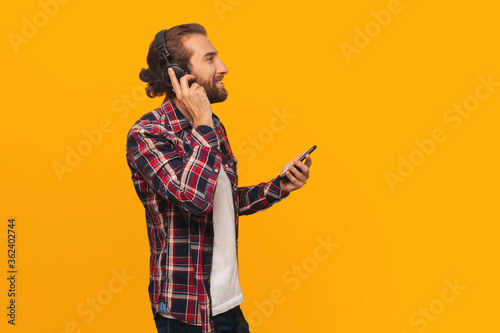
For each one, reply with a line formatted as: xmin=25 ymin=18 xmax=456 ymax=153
xmin=126 ymin=23 xmax=312 ymax=333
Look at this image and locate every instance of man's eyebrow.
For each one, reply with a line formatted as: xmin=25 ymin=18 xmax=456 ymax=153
xmin=202 ymin=51 xmax=218 ymax=58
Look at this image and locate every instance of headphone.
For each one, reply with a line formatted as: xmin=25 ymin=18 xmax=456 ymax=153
xmin=154 ymin=29 xmax=191 ymax=87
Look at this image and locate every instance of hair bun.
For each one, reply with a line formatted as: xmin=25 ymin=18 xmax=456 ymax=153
xmin=139 ymin=68 xmax=154 ymax=83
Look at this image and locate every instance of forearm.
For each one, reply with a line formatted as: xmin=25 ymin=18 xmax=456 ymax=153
xmin=237 ymin=175 xmax=289 ymax=216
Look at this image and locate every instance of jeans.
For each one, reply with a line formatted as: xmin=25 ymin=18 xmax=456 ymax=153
xmin=154 ymin=305 xmax=251 ymax=333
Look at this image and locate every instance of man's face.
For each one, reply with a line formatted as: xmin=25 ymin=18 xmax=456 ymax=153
xmin=183 ymin=34 xmax=229 ymax=104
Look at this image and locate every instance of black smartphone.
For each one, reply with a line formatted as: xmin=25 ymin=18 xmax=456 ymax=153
xmin=279 ymin=145 xmax=317 ymax=181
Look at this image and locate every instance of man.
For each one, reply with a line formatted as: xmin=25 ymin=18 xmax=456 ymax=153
xmin=126 ymin=24 xmax=312 ymax=333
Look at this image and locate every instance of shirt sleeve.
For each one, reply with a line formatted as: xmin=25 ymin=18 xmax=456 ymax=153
xmin=236 ymin=175 xmax=290 ymax=216
xmin=126 ymin=123 xmax=222 ymax=215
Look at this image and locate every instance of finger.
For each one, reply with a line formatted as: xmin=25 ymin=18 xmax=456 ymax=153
xmin=289 ymin=160 xmax=306 ymax=182
xmin=297 ymin=150 xmax=307 ymax=160
xmin=287 ymin=168 xmax=306 ymax=186
xmin=281 ymin=160 xmax=295 ymax=178
xmin=195 ymin=84 xmax=206 ymax=94
xmin=304 ymin=154 xmax=312 ymax=167
xmin=179 ymin=74 xmax=196 ymax=91
xmin=285 ymin=168 xmax=299 ymax=183
xmin=293 ymin=159 xmax=309 ymax=175
xmin=167 ymin=68 xmax=181 ymax=93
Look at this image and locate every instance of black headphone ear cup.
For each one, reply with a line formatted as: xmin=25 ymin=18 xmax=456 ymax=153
xmin=163 ymin=61 xmax=191 ymax=86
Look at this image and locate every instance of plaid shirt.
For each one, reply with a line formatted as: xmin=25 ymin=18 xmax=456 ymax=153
xmin=126 ymin=96 xmax=289 ymax=333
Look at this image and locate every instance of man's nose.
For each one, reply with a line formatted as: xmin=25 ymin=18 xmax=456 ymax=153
xmin=217 ymin=59 xmax=228 ymax=75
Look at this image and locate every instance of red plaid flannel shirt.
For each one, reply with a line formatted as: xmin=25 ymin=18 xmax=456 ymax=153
xmin=126 ymin=97 xmax=289 ymax=333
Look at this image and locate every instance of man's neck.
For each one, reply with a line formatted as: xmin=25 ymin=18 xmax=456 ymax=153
xmin=170 ymin=96 xmax=215 ymax=129
xmin=171 ymin=97 xmax=193 ymax=124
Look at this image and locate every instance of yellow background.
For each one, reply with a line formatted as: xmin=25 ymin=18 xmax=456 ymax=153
xmin=1 ymin=0 xmax=499 ymax=332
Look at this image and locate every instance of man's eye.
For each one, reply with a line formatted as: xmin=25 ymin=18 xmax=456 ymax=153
xmin=207 ymin=57 xmax=213 ymax=62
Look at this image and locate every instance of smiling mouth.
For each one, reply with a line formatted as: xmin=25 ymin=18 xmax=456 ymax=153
xmin=215 ymin=76 xmax=225 ymax=86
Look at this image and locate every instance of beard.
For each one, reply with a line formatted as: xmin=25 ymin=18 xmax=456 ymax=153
xmin=192 ymin=72 xmax=228 ymax=104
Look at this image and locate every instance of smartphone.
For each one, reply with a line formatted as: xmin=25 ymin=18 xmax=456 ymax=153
xmin=279 ymin=145 xmax=317 ymax=181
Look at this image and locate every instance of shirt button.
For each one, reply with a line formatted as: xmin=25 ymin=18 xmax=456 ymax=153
xmin=214 ymin=168 xmax=219 ymax=173
xmin=233 ymin=186 xmax=237 ymax=192
xmin=225 ymin=164 xmax=228 ymax=168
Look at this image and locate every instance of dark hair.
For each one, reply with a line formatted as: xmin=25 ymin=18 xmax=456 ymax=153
xmin=139 ymin=23 xmax=207 ymax=99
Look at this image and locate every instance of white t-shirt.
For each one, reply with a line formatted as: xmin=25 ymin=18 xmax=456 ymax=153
xmin=159 ymin=166 xmax=243 ymax=319
xmin=210 ymin=166 xmax=244 ymax=315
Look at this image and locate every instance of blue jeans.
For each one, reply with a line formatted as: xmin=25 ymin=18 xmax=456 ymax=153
xmin=154 ymin=305 xmax=251 ymax=333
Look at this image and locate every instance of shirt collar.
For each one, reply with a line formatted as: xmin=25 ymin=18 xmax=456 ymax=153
xmin=160 ymin=96 xmax=221 ymax=133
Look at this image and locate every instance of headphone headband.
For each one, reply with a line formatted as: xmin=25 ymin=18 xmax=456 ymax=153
xmin=154 ymin=29 xmax=171 ymax=65
xmin=153 ymin=28 xmax=190 ymax=87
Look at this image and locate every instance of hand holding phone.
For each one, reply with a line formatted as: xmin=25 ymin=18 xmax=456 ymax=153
xmin=279 ymin=145 xmax=317 ymax=181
